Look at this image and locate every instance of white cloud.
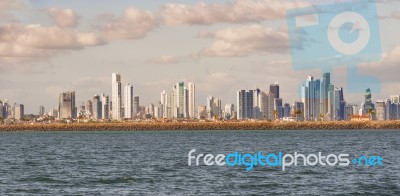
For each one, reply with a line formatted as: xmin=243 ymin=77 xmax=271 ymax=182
xmin=46 ymin=8 xmax=79 ymax=28
xmin=0 ymin=0 xmax=23 ymax=12
xmin=96 ymin=7 xmax=158 ymax=41
xmin=199 ymin=25 xmax=289 ymax=57
xmin=159 ymin=0 xmax=309 ymax=25
xmin=146 ymin=55 xmax=182 ymax=64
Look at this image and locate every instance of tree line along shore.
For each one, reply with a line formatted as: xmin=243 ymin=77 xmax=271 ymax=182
xmin=0 ymin=121 xmax=400 ymax=131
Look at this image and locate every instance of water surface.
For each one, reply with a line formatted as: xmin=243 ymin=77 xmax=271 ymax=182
xmin=0 ymin=130 xmax=399 ymax=195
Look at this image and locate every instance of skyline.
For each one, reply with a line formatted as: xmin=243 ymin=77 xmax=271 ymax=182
xmin=2 ymin=71 xmax=400 ymax=121
xmin=0 ymin=0 xmax=400 ymax=114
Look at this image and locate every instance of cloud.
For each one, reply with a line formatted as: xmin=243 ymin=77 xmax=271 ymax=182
xmin=96 ymin=7 xmax=158 ymax=41
xmin=159 ymin=0 xmax=309 ymax=25
xmin=0 ymin=0 xmax=23 ymax=12
xmin=146 ymin=55 xmax=182 ymax=64
xmin=46 ymin=8 xmax=79 ymax=28
xmin=391 ymin=10 xmax=400 ymax=19
xmin=0 ymin=23 xmax=105 ymax=72
xmin=198 ymin=25 xmax=290 ymax=57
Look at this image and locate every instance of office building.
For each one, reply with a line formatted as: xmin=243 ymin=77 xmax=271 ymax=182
xmin=270 ymin=82 xmax=279 ymax=99
xmin=133 ymin=96 xmax=140 ymax=118
xmin=124 ymin=83 xmax=133 ymax=119
xmin=39 ymin=106 xmax=45 ymax=116
xmin=224 ymin=103 xmax=234 ymax=119
xmin=188 ymin=82 xmax=195 ymax=118
xmin=101 ymin=94 xmax=109 ymax=119
xmin=14 ymin=104 xmax=24 ymax=120
xmin=93 ymin=95 xmax=102 ymax=120
xmin=237 ymin=90 xmax=254 ymax=119
xmin=59 ymin=91 xmax=76 ymax=119
xmin=375 ymin=100 xmax=386 ymax=121
xmin=112 ymin=73 xmax=122 ymax=120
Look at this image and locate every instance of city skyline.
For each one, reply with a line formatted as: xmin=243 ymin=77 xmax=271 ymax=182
xmin=2 ymin=71 xmax=400 ymax=122
xmin=0 ymin=0 xmax=400 ymax=114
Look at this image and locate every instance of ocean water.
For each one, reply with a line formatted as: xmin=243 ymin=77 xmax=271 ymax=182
xmin=0 ymin=130 xmax=399 ymax=195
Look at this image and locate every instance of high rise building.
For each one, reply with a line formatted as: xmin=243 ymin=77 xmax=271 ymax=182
xmin=112 ymin=73 xmax=122 ymax=120
xmin=14 ymin=104 xmax=24 ymax=120
xmin=328 ymin=87 xmax=341 ymax=121
xmin=93 ymin=95 xmax=102 ymax=120
xmin=360 ymin=88 xmax=375 ymax=118
xmin=161 ymin=90 xmax=168 ymax=118
xmin=320 ymin=72 xmax=331 ymax=115
xmin=198 ymin=106 xmax=207 ymax=119
xmin=270 ymin=82 xmax=279 ymax=99
xmin=0 ymin=100 xmax=3 ymax=119
xmin=133 ymin=96 xmax=140 ymax=118
xmin=390 ymin=95 xmax=400 ymax=104
xmin=188 ymin=82 xmax=195 ymax=118
xmin=124 ymin=83 xmax=133 ymax=119
xmin=344 ymin=104 xmax=355 ymax=121
xmin=283 ymin=103 xmax=291 ymax=118
xmin=224 ymin=103 xmax=234 ymax=119
xmin=206 ymin=95 xmax=221 ymax=119
xmin=101 ymin=94 xmax=109 ymax=119
xmin=174 ymin=82 xmax=186 ymax=118
xmin=39 ymin=106 xmax=45 ymax=116
xmin=293 ymin=101 xmax=305 ymax=121
xmin=301 ymin=76 xmax=318 ymax=121
xmin=59 ymin=91 xmax=76 ymax=119
xmin=85 ymin=100 xmax=93 ymax=116
xmin=237 ymin=90 xmax=254 ymax=119
xmin=253 ymin=88 xmax=261 ymax=119
xmin=375 ymin=100 xmax=386 ymax=121
xmin=259 ymin=92 xmax=274 ymax=120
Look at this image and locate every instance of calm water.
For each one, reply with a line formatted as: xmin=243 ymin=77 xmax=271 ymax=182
xmin=0 ymin=130 xmax=399 ymax=195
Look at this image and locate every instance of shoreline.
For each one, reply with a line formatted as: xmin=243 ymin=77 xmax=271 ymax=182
xmin=1 ymin=121 xmax=400 ymax=132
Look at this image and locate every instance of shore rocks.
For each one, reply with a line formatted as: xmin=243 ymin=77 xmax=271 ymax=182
xmin=0 ymin=121 xmax=400 ymax=132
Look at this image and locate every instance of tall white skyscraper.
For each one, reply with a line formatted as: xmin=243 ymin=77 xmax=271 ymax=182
xmin=112 ymin=73 xmax=122 ymax=120
xmin=124 ymin=83 xmax=133 ymax=119
xmin=161 ymin=90 xmax=168 ymax=118
xmin=188 ymin=82 xmax=195 ymax=118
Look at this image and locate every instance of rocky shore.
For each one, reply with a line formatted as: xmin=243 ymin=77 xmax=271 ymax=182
xmin=0 ymin=121 xmax=400 ymax=132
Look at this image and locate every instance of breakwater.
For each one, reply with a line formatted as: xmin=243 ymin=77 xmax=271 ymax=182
xmin=1 ymin=121 xmax=400 ymax=131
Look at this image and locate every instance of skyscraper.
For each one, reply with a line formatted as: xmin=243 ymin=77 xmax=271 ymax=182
xmin=39 ymin=106 xmax=45 ymax=116
xmin=93 ymin=95 xmax=102 ymax=120
xmin=375 ymin=100 xmax=386 ymax=121
xmin=124 ymin=83 xmax=133 ymax=119
xmin=59 ymin=91 xmax=76 ymax=119
xmin=361 ymin=88 xmax=375 ymax=117
xmin=0 ymin=100 xmax=3 ymax=119
xmin=253 ymin=88 xmax=261 ymax=119
xmin=237 ymin=90 xmax=254 ymax=119
xmin=270 ymin=82 xmax=279 ymax=99
xmin=224 ymin=103 xmax=234 ymax=119
xmin=101 ymin=94 xmax=109 ymax=119
xmin=174 ymin=82 xmax=186 ymax=118
xmin=188 ymin=82 xmax=195 ymax=118
xmin=133 ymin=96 xmax=140 ymax=118
xmin=85 ymin=100 xmax=93 ymax=116
xmin=14 ymin=104 xmax=24 ymax=120
xmin=259 ymin=91 xmax=274 ymax=120
xmin=112 ymin=73 xmax=122 ymax=120
xmin=161 ymin=90 xmax=168 ymax=118
xmin=320 ymin=72 xmax=331 ymax=115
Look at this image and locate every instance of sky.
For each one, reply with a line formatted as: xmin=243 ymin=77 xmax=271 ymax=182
xmin=0 ymin=0 xmax=400 ymax=114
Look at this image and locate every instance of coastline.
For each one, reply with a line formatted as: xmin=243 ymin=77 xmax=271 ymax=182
xmin=1 ymin=121 xmax=400 ymax=132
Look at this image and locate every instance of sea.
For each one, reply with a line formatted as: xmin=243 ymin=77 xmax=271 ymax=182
xmin=0 ymin=130 xmax=399 ymax=195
